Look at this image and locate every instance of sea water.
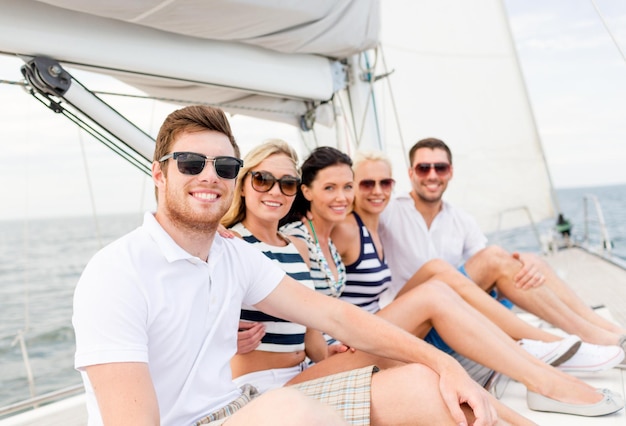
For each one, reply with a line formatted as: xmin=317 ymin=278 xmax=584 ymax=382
xmin=0 ymin=213 xmax=144 ymax=409
xmin=0 ymin=185 xmax=625 ymax=409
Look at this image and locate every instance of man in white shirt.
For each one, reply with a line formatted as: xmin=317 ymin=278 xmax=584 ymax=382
xmin=379 ymin=137 xmax=626 ymax=351
xmin=73 ymin=107 xmax=506 ymax=426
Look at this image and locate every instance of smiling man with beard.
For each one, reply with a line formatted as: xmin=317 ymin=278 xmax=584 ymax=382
xmin=378 ymin=137 xmax=626 ymax=364
xmin=73 ymin=106 xmax=502 ymax=426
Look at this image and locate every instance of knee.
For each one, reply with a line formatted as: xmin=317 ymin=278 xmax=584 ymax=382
xmin=386 ymin=363 xmax=439 ymax=384
xmin=476 ymin=245 xmax=515 ymax=271
xmin=419 ymin=279 xmax=457 ymax=299
xmin=421 ymin=258 xmax=453 ymax=274
xmin=480 ymin=245 xmax=509 ymax=260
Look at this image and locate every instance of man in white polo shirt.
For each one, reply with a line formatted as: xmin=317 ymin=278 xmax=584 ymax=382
xmin=73 ymin=106 xmax=508 ymax=426
xmin=379 ymin=137 xmax=626 ymax=361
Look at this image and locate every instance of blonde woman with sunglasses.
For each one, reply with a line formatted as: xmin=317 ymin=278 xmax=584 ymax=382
xmin=278 ymin=148 xmax=622 ymax=418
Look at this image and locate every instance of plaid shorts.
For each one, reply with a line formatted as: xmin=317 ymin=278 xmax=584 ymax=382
xmin=290 ymin=365 xmax=378 ymax=426
xmin=195 ymin=365 xmax=377 ymax=425
xmin=195 ymin=384 xmax=260 ymax=425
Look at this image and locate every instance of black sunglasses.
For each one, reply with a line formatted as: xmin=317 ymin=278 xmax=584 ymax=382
xmin=249 ymin=171 xmax=301 ymax=196
xmin=358 ymin=178 xmax=395 ymax=191
xmin=414 ymin=162 xmax=451 ymax=177
xmin=159 ymin=152 xmax=243 ymax=179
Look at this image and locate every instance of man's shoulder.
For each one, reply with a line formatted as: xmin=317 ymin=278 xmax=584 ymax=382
xmin=382 ymin=193 xmax=413 ymax=217
xmin=386 ymin=193 xmax=412 ymax=209
xmin=442 ymin=201 xmax=473 ymax=219
xmin=89 ymin=226 xmax=146 ymax=263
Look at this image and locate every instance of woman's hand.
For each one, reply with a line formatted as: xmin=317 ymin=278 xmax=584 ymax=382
xmin=236 ymin=321 xmax=265 ymax=354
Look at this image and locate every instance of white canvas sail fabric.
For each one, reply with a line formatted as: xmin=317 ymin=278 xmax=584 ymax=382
xmin=37 ymin=0 xmax=380 ymax=58
xmin=376 ymin=0 xmax=555 ymax=232
xmin=0 ymin=0 xmax=555 ymax=232
xmin=1 ymin=0 xmax=379 ymax=126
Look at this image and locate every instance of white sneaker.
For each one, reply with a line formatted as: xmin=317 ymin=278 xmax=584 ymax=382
xmin=519 ymin=335 xmax=582 ymax=366
xmin=557 ymin=343 xmax=625 ymax=372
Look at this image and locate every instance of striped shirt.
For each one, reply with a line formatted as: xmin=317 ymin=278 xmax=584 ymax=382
xmin=341 ymin=212 xmax=392 ymax=314
xmin=231 ymin=223 xmax=314 ymax=353
xmin=280 ymin=221 xmax=346 ymax=297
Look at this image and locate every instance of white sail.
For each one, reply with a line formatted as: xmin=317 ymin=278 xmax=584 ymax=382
xmin=375 ymin=0 xmax=555 ymax=232
xmin=0 ymin=0 xmax=555 ymax=232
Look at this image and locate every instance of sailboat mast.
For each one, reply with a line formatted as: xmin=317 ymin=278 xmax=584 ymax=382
xmin=499 ymin=0 xmax=562 ymax=215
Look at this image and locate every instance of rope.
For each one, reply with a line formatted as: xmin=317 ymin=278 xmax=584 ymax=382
xmin=0 ymin=77 xmax=307 ymax=118
xmin=355 ymin=51 xmax=378 ymax=149
xmin=379 ymin=45 xmax=409 ymax=169
xmin=0 ymin=79 xmax=27 ymax=86
xmin=590 ymin=0 xmax=626 ymax=66
xmin=77 ymin=129 xmax=103 ymax=249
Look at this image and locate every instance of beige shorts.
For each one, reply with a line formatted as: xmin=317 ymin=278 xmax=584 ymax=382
xmin=195 ymin=365 xmax=377 ymax=425
xmin=194 ymin=384 xmax=260 ymax=425
xmin=290 ymin=365 xmax=378 ymax=425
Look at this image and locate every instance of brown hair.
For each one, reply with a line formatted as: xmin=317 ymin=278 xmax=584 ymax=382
xmin=408 ymin=137 xmax=452 ymax=165
xmin=154 ymin=105 xmax=240 ymax=175
xmin=280 ymin=146 xmax=353 ymax=226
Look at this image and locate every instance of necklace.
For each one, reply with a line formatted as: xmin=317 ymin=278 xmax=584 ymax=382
xmin=308 ymin=219 xmax=346 ymax=297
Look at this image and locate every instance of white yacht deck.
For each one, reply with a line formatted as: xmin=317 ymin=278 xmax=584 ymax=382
xmin=495 ymin=246 xmax=626 ymax=425
xmin=3 ymin=246 xmax=626 ymax=425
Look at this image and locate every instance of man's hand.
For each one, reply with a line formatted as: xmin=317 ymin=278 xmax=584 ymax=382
xmin=438 ymin=363 xmax=498 ymax=426
xmin=512 ymin=252 xmax=545 ymax=290
xmin=236 ymin=321 xmax=265 ymax=354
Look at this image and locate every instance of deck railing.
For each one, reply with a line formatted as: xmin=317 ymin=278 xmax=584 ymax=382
xmin=0 ymin=385 xmax=83 ymax=417
xmin=582 ymin=193 xmax=613 ymax=256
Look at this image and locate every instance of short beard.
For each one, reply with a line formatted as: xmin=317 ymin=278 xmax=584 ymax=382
xmin=166 ymin=206 xmax=219 ymax=233
xmin=163 ymin=189 xmax=231 ymax=234
xmin=414 ymin=190 xmax=442 ymax=204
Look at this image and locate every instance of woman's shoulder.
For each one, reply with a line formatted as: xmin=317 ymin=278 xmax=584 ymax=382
xmin=283 ymin=233 xmax=311 ymax=268
xmin=332 ymin=213 xmax=361 ymax=263
xmin=279 ymin=220 xmax=306 ymax=237
xmin=332 ymin=213 xmax=360 ymax=242
xmin=228 ymin=222 xmax=246 ymax=237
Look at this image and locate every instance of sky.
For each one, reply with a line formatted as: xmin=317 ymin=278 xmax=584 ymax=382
xmin=0 ymin=0 xmax=625 ymax=221
xmin=503 ymin=0 xmax=626 ymax=188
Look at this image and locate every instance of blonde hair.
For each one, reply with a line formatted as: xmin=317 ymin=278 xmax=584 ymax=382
xmin=353 ymin=151 xmax=393 ymax=175
xmin=221 ymin=139 xmax=299 ymax=228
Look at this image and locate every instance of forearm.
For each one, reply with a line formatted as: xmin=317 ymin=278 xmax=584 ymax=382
xmin=322 ymin=300 xmax=460 ymax=375
xmin=86 ymin=362 xmax=160 ymax=425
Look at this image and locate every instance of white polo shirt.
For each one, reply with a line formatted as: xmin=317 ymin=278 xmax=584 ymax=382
xmin=73 ymin=212 xmax=285 ymax=426
xmin=379 ymin=194 xmax=486 ymax=303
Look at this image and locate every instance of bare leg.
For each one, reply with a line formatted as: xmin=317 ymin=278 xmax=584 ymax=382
xmin=291 ymin=351 xmax=536 ymax=424
xmin=291 ymin=280 xmax=604 ymax=406
xmin=228 ymin=387 xmax=348 ymax=425
xmin=485 ymin=392 xmax=538 ymax=426
xmin=370 ymin=365 xmax=467 ymax=426
xmin=370 ymin=364 xmax=537 ymax=425
xmin=398 ymin=259 xmax=563 ymax=342
xmin=465 ymin=247 xmax=624 ymax=345
xmin=381 ymin=280 xmax=603 ymax=406
xmin=525 ymin=253 xmax=626 ymax=335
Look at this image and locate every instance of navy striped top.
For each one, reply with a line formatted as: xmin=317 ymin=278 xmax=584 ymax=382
xmin=280 ymin=221 xmax=345 ymax=297
xmin=341 ymin=212 xmax=392 ymax=314
xmin=231 ymin=222 xmax=314 ymax=353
